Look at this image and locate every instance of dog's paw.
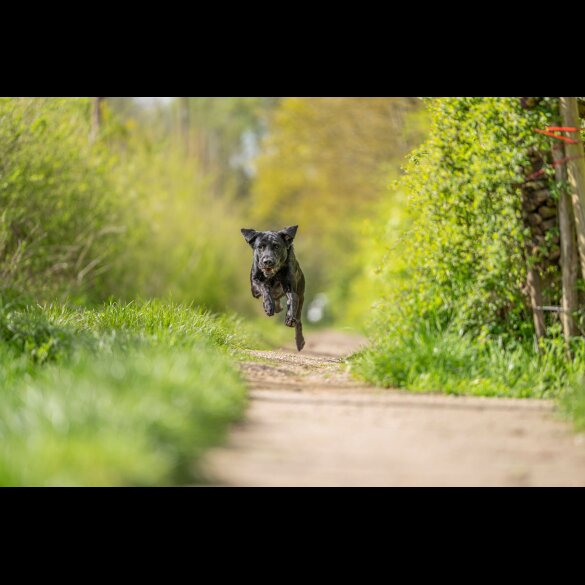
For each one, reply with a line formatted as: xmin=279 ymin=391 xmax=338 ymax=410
xmin=285 ymin=315 xmax=297 ymax=327
xmin=296 ymin=337 xmax=305 ymax=352
xmin=263 ymin=300 xmax=275 ymax=317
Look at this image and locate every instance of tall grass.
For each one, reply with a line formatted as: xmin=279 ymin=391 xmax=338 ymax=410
xmin=351 ymin=321 xmax=585 ymax=399
xmin=560 ymin=380 xmax=585 ymax=432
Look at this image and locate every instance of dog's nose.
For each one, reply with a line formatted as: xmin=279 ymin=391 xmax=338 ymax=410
xmin=263 ymin=258 xmax=275 ymax=267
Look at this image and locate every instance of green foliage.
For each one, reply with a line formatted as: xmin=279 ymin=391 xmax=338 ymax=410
xmin=0 ymin=98 xmax=123 ymax=302
xmin=106 ymin=136 xmax=255 ymax=313
xmin=0 ymin=301 xmax=75 ymax=364
xmin=0 ymin=299 xmax=249 ymax=486
xmin=104 ymin=98 xmax=277 ymax=315
xmin=367 ymin=98 xmax=558 ymax=344
xmin=42 ymin=298 xmax=253 ymax=352
xmin=351 ymin=320 xmax=585 ymax=398
xmin=335 ymin=178 xmax=414 ymax=327
xmin=560 ymin=374 xmax=585 ymax=432
xmin=109 ymin=97 xmax=279 ymax=199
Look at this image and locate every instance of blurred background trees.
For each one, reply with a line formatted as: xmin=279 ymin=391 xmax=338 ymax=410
xmin=251 ymin=97 xmax=427 ymax=323
xmin=0 ymin=96 xmax=427 ymax=323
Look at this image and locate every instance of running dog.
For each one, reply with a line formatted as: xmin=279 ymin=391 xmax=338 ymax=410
xmin=241 ymin=225 xmax=305 ymax=351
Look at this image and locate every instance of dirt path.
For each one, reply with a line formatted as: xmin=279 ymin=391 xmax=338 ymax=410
xmin=201 ymin=330 xmax=585 ymax=486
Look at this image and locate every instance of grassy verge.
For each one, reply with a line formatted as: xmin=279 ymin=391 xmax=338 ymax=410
xmin=0 ymin=298 xmax=259 ymax=486
xmin=559 ymin=382 xmax=585 ymax=432
xmin=350 ymin=322 xmax=585 ymax=402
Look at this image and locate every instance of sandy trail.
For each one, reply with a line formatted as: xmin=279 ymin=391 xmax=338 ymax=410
xmin=201 ymin=330 xmax=585 ymax=486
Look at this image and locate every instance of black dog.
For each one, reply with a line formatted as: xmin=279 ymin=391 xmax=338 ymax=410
xmin=241 ymin=225 xmax=305 ymax=351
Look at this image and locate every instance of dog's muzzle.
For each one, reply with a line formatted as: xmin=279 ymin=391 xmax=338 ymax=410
xmin=261 ymin=258 xmax=276 ymax=274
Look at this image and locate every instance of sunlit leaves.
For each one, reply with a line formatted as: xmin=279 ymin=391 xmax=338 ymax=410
xmin=376 ymin=97 xmax=558 ymax=339
xmin=0 ymin=98 xmax=123 ymax=301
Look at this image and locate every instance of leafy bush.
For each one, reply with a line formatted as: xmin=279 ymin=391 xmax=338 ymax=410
xmin=379 ymin=97 xmax=558 ymax=340
xmin=353 ymin=97 xmax=585 ymax=400
xmin=0 ymin=98 xmax=123 ymax=302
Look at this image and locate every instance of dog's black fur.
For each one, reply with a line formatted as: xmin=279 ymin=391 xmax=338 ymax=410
xmin=241 ymin=225 xmax=305 ymax=351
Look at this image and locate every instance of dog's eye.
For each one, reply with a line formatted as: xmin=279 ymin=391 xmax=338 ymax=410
xmin=274 ymin=244 xmax=280 ymax=250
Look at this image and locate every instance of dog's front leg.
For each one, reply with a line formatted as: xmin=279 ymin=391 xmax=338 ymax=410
xmin=263 ymin=292 xmax=276 ymax=317
xmin=284 ymin=290 xmax=299 ymax=327
xmin=254 ymin=281 xmax=275 ymax=317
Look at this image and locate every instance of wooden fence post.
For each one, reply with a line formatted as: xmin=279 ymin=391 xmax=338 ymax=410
xmin=554 ymin=139 xmax=579 ymax=340
xmin=560 ymin=97 xmax=585 ymax=281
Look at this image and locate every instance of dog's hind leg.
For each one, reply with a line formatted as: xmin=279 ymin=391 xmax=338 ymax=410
xmin=274 ymin=298 xmax=282 ymax=313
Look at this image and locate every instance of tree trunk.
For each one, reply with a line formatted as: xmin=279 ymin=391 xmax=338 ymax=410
xmin=554 ymin=140 xmax=579 ymax=340
xmin=179 ymin=97 xmax=190 ymax=156
xmin=90 ymin=97 xmax=105 ymax=143
xmin=560 ymin=97 xmax=585 ymax=280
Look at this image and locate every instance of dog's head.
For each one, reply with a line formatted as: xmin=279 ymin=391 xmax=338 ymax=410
xmin=241 ymin=225 xmax=298 ymax=277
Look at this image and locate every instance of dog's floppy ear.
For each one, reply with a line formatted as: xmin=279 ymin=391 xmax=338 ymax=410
xmin=278 ymin=225 xmax=298 ymax=246
xmin=241 ymin=228 xmax=258 ymax=247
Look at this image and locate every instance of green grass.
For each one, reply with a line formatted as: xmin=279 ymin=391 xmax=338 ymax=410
xmin=0 ymin=298 xmax=256 ymax=486
xmin=350 ymin=321 xmax=585 ymax=400
xmin=559 ymin=376 xmax=585 ymax=432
